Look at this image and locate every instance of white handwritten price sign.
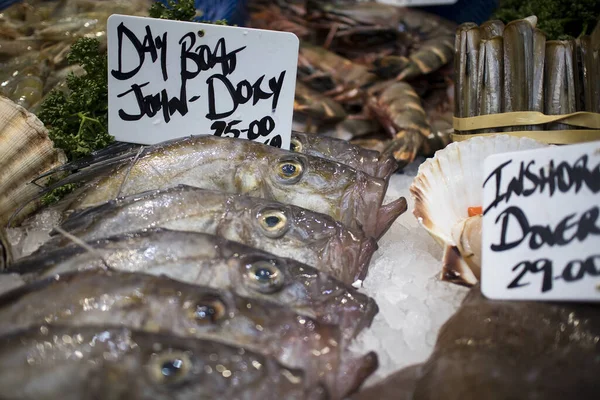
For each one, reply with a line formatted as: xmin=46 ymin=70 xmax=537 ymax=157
xmin=107 ymin=15 xmax=299 ymax=149
xmin=481 ymin=141 xmax=600 ymax=301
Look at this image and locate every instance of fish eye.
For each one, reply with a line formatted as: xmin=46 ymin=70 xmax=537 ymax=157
xmin=257 ymin=209 xmax=289 ymax=238
xmin=276 ymin=158 xmax=304 ymax=183
xmin=148 ymin=350 xmax=192 ymax=385
xmin=290 ymin=139 xmax=302 ymax=153
xmin=187 ymin=296 xmax=226 ymax=324
xmin=244 ymin=260 xmax=284 ymax=294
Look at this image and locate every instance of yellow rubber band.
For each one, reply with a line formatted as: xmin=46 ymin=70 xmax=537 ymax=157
xmin=453 ymin=111 xmax=600 ymax=131
xmin=451 ymin=130 xmax=600 ymax=144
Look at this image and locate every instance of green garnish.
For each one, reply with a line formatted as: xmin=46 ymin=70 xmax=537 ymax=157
xmin=494 ymin=0 xmax=600 ymax=40
xmin=149 ymin=0 xmax=198 ymax=22
xmin=38 ymin=37 xmax=113 ymax=162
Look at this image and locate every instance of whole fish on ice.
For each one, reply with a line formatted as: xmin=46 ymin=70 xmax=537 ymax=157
xmin=29 ymin=136 xmax=407 ymax=239
xmin=35 ymin=185 xmax=377 ymax=283
xmin=9 ymin=228 xmax=378 ymax=340
xmin=0 ymin=325 xmax=327 ymax=400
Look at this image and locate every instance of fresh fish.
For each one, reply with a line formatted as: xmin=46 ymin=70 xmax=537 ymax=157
xmin=0 ymin=269 xmax=377 ymax=398
xmin=0 ymin=325 xmax=328 ymax=400
xmin=37 ymin=185 xmax=377 ymax=283
xmin=353 ymin=286 xmax=600 ymax=399
xmin=10 ymin=228 xmax=378 ymax=340
xmin=290 ymin=131 xmax=398 ymax=180
xmin=32 ymin=136 xmax=407 ymax=240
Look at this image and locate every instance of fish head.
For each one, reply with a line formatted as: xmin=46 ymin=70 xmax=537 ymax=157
xmin=250 ymin=202 xmax=377 ymax=277
xmin=264 ymin=151 xmax=348 ymax=213
xmin=234 ymin=254 xmax=379 ymax=339
xmin=263 ymin=151 xmax=406 ymax=239
xmin=291 ymin=264 xmax=379 ymax=339
xmin=172 ymin=286 xmax=340 ymax=353
xmin=231 ymin=254 xmax=315 ymax=308
xmin=292 ymin=131 xmax=398 ymax=180
xmin=87 ymin=328 xmax=314 ymax=399
xmin=219 ymin=196 xmax=377 ymax=282
xmin=261 ymin=152 xmax=363 ymax=224
xmin=340 ymin=169 xmax=408 ymax=240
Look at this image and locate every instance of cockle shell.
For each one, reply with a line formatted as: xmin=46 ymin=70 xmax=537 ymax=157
xmin=0 ymin=95 xmax=67 ymax=228
xmin=410 ymin=135 xmax=548 ymax=286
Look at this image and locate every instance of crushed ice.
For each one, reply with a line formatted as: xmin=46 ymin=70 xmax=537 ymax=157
xmin=350 ymin=158 xmax=468 ymax=386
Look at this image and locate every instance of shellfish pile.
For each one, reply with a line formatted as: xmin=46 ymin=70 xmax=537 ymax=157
xmin=248 ymin=0 xmax=456 ymax=168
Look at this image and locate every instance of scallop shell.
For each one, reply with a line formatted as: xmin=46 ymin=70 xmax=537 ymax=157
xmin=410 ymin=134 xmax=549 ymax=287
xmin=0 ymin=95 xmax=67 ymax=228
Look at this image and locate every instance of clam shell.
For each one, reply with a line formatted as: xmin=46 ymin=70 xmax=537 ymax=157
xmin=410 ymin=134 xmax=549 ymax=286
xmin=0 ymin=95 xmax=67 ymax=228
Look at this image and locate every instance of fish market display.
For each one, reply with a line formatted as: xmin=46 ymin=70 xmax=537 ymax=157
xmin=30 ymin=135 xmax=407 ymax=240
xmin=353 ymin=286 xmax=600 ymax=399
xmin=410 ymin=135 xmax=548 ymax=286
xmin=0 ymin=325 xmax=328 ymax=400
xmin=10 ymin=228 xmax=378 ymax=340
xmin=27 ymin=185 xmax=378 ymax=283
xmin=0 ymin=269 xmax=376 ymax=398
xmin=4 ymin=0 xmax=589 ymax=399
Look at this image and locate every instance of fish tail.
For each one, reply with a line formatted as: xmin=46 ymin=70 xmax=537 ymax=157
xmin=356 ymin=238 xmax=378 ymax=282
xmin=376 ymin=152 xmax=400 ymax=180
xmin=337 ymin=351 xmax=379 ymax=398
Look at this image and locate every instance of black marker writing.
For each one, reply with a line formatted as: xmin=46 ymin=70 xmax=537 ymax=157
xmin=491 ymin=205 xmax=600 ymax=252
xmin=116 ymin=82 xmax=189 ymax=123
xmin=112 ymin=23 xmax=168 ymax=81
xmin=211 ymin=116 xmax=275 ymax=139
xmin=206 ymin=71 xmax=286 ymax=120
xmin=179 ymin=34 xmax=245 ymax=78
xmin=507 ymin=254 xmax=600 ymax=293
xmin=484 ymin=156 xmax=600 ymax=214
xmin=113 ymin=23 xmax=288 ymax=133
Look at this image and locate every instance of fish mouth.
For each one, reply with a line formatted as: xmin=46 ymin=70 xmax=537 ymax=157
xmin=348 ymin=172 xmax=407 ymax=239
xmin=376 ymin=153 xmax=399 ymax=180
xmin=336 ymin=351 xmax=379 ymax=398
xmin=333 ymin=293 xmax=379 ymax=343
xmin=355 ymin=237 xmax=378 ymax=282
xmin=345 ymin=172 xmax=388 ymax=238
xmin=374 ymin=196 xmax=408 ymax=240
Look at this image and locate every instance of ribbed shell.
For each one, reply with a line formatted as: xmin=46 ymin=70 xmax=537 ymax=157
xmin=0 ymin=95 xmax=67 ymax=227
xmin=409 ymin=134 xmax=548 ymax=286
